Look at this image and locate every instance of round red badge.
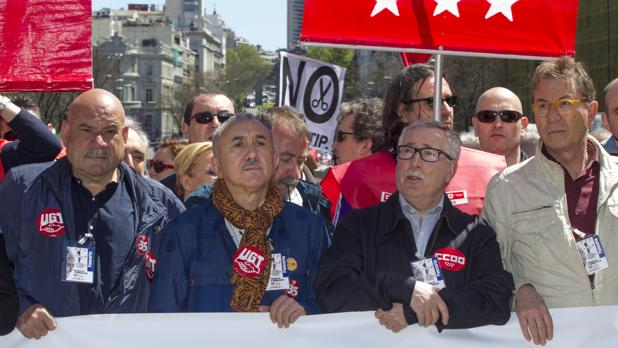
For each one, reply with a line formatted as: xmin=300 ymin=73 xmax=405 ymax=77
xmin=233 ymin=246 xmax=266 ymax=278
xmin=433 ymin=248 xmax=467 ymax=272
xmin=135 ymin=235 xmax=149 ymax=256
xmin=36 ymin=208 xmax=65 ymax=237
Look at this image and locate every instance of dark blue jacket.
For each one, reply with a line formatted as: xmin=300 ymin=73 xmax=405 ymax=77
xmin=149 ymin=199 xmax=328 ymax=314
xmin=0 ymin=158 xmax=185 ymax=317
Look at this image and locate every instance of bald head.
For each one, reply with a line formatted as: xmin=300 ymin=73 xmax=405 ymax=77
xmin=476 ymin=87 xmax=523 ymax=114
xmin=68 ymin=88 xmax=125 ymax=123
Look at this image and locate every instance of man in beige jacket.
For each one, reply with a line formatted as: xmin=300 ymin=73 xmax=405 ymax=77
xmin=483 ymin=56 xmax=618 ymax=346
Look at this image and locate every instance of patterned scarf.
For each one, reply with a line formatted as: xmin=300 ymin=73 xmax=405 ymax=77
xmin=212 ymin=178 xmax=283 ymax=312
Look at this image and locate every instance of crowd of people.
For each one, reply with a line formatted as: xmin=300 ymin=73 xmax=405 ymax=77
xmin=0 ymin=55 xmax=617 ymax=346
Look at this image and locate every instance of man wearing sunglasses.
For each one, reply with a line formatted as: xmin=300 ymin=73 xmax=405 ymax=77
xmin=483 ymin=56 xmax=618 ymax=346
xmin=181 ymin=92 xmax=235 ymax=143
xmin=472 ymin=87 xmax=529 ymax=166
xmin=332 ymin=98 xmax=384 ymax=165
xmin=318 ymin=120 xmax=513 ymax=333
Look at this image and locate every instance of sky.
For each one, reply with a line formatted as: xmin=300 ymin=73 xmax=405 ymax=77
xmin=92 ymin=0 xmax=287 ymax=51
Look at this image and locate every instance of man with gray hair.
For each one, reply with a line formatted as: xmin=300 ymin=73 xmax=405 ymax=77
xmin=123 ymin=116 xmax=149 ymax=175
xmin=332 ymin=98 xmax=384 ymax=164
xmin=317 ymin=120 xmax=513 ymax=333
xmin=601 ymin=77 xmax=618 ymax=155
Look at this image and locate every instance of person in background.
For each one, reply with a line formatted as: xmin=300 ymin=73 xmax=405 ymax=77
xmin=332 ymin=98 xmax=384 ymax=165
xmin=123 ymin=116 xmax=149 ymax=176
xmin=0 ymin=94 xmax=62 ymax=183
xmin=0 ymin=233 xmax=17 ymax=336
xmin=601 ymin=78 xmax=618 ymax=155
xmin=472 ymin=87 xmax=529 ymax=166
xmin=174 ymin=142 xmax=216 ymax=201
xmin=147 ymin=138 xmax=188 ymax=181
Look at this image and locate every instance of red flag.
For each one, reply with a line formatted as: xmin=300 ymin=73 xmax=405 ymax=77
xmin=0 ymin=0 xmax=93 ymax=92
xmin=321 ymin=148 xmax=506 ymax=222
xmin=302 ymin=0 xmax=578 ymax=58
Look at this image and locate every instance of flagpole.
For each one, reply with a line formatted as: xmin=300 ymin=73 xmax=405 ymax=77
xmin=432 ymin=48 xmax=444 ymax=122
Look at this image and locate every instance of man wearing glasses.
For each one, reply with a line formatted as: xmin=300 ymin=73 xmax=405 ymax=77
xmin=483 ymin=56 xmax=618 ymax=346
xmin=472 ymin=87 xmax=529 ymax=166
xmin=318 ymin=120 xmax=514 ymax=333
xmin=332 ymin=98 xmax=384 ymax=165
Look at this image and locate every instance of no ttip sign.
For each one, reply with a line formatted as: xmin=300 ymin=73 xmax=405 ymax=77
xmin=303 ymin=66 xmax=339 ymax=124
xmin=433 ymin=248 xmax=466 ymax=272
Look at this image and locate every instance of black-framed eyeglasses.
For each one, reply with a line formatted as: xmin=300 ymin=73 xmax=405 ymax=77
xmin=190 ymin=111 xmax=233 ymax=124
xmin=396 ymin=145 xmax=453 ymax=162
xmin=146 ymin=159 xmax=174 ymax=173
xmin=402 ymin=95 xmax=458 ymax=109
xmin=476 ymin=110 xmax=523 ymax=123
xmin=335 ymin=130 xmax=355 ymax=142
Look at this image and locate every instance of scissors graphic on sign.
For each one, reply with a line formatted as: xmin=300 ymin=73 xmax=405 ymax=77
xmin=311 ymin=78 xmax=332 ymax=112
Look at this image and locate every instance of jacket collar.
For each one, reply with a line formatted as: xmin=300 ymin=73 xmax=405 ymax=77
xmin=40 ymin=158 xmax=167 ymax=232
xmin=382 ymin=192 xmax=465 ymax=238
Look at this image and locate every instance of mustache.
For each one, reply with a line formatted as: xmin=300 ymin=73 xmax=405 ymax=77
xmin=241 ymin=158 xmax=261 ymax=170
xmin=405 ymin=171 xmax=425 ymax=180
xmin=84 ymin=149 xmax=108 ymax=158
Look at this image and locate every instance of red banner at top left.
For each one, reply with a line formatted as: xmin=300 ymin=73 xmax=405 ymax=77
xmin=0 ymin=0 xmax=93 ymax=92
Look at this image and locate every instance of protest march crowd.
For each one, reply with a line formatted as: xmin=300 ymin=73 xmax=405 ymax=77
xmin=1 ymin=55 xmax=618 ymax=347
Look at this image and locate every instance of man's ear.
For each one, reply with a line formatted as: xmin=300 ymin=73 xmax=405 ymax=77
xmin=472 ymin=117 xmax=479 ymax=137
xmin=520 ymin=116 xmax=529 ymax=136
xmin=213 ymin=156 xmax=221 ymax=176
xmin=182 ymin=121 xmax=189 ymax=138
xmin=60 ymin=120 xmax=70 ymax=144
xmin=446 ymin=159 xmax=458 ymax=184
xmin=359 ymin=138 xmax=373 ymax=157
xmin=587 ymin=101 xmax=599 ymax=127
xmin=122 ymin=126 xmax=129 ymax=143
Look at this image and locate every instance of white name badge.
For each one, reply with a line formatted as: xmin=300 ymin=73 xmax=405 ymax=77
xmin=62 ymin=240 xmax=95 ymax=284
xmin=411 ymin=257 xmax=445 ymax=289
xmin=576 ymin=235 xmax=609 ymax=276
xmin=266 ymin=253 xmax=290 ymax=291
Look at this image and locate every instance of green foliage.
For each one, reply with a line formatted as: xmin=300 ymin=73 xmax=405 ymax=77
xmin=306 ymin=47 xmax=355 ymax=68
xmin=221 ymin=44 xmax=271 ymax=105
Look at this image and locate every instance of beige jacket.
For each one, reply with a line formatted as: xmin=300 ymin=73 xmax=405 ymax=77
xmin=482 ymin=136 xmax=618 ymax=308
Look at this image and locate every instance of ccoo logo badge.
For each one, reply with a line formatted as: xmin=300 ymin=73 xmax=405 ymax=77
xmin=433 ymin=248 xmax=467 ymax=272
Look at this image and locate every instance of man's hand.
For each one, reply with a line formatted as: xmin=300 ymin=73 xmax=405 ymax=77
xmin=515 ymin=284 xmax=553 ymax=346
xmin=375 ymin=303 xmax=408 ymax=333
xmin=16 ymin=304 xmax=57 ymax=340
xmin=259 ymin=295 xmax=306 ymax=329
xmin=410 ymin=281 xmax=449 ymax=327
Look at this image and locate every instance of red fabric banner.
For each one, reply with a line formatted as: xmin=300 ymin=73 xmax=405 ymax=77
xmin=302 ymin=0 xmax=578 ymax=58
xmin=0 ymin=0 xmax=93 ymax=91
xmin=321 ymin=147 xmax=506 ymax=221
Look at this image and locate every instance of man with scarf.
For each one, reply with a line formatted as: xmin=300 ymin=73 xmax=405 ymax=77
xmin=149 ymin=113 xmax=328 ymax=328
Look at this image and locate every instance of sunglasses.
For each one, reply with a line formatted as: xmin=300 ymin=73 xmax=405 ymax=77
xmin=476 ymin=110 xmax=523 ymax=123
xmin=403 ymin=95 xmax=458 ymax=109
xmin=190 ymin=111 xmax=233 ymax=124
xmin=146 ymin=159 xmax=174 ymax=173
xmin=335 ymin=130 xmax=355 ymax=142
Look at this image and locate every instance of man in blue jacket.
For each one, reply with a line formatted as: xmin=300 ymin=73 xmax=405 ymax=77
xmin=150 ymin=113 xmax=328 ymax=328
xmin=0 ymin=89 xmax=185 ymax=339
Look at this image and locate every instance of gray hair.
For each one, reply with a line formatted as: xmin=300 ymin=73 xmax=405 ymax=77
xmin=124 ymin=115 xmax=149 ymax=149
xmin=603 ymin=78 xmax=618 ymax=112
xmin=459 ymin=131 xmax=480 ymax=150
xmin=212 ymin=112 xmax=272 ymax=158
xmin=257 ymin=106 xmax=310 ymax=139
xmin=398 ymin=120 xmax=461 ymax=160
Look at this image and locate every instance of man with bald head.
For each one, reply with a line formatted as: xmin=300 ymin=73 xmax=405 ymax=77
xmin=472 ymin=87 xmax=529 ymax=166
xmin=0 ymin=88 xmax=184 ymax=339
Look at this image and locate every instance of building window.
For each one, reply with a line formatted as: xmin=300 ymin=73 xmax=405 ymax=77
xmin=145 ymin=115 xmax=153 ymax=131
xmin=146 ymin=88 xmax=153 ymax=102
xmin=146 ymin=65 xmax=153 ymax=76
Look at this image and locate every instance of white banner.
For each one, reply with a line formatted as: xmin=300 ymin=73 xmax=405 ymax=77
xmin=1 ymin=306 xmax=618 ymax=347
xmin=278 ymin=52 xmax=346 ymax=153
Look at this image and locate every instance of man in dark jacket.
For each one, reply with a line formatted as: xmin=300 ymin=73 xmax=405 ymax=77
xmin=150 ymin=114 xmax=328 ymax=328
xmin=317 ymin=120 xmax=514 ymax=332
xmin=0 ymin=89 xmax=184 ymax=339
xmin=0 ymin=234 xmax=17 ymax=336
